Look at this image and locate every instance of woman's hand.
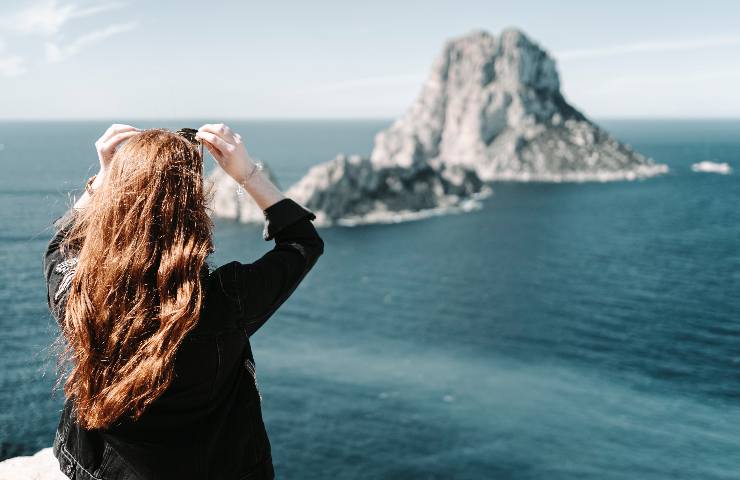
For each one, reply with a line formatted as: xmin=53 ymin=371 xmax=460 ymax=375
xmin=196 ymin=123 xmax=257 ymax=183
xmin=74 ymin=124 xmax=139 ymax=210
xmin=95 ymin=124 xmax=141 ymax=173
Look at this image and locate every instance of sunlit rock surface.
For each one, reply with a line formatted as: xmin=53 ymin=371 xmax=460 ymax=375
xmin=0 ymin=448 xmax=65 ymax=480
xmin=209 ymin=28 xmax=667 ymax=226
xmin=370 ymin=28 xmax=667 ymax=182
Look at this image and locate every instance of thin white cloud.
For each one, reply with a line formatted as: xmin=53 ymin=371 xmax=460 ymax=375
xmin=557 ymin=35 xmax=740 ymax=60
xmin=45 ymin=21 xmax=137 ymax=63
xmin=0 ymin=1 xmax=136 ymax=76
xmin=302 ymin=73 xmax=425 ymax=94
xmin=582 ymin=68 xmax=740 ymax=96
xmin=0 ymin=0 xmax=127 ymax=36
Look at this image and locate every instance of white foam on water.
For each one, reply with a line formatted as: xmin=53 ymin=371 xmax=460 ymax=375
xmin=691 ymin=161 xmax=732 ymax=175
xmin=487 ymin=163 xmax=670 ymax=183
xmin=332 ymin=187 xmax=493 ymax=228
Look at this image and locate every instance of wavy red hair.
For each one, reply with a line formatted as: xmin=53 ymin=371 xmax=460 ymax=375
xmin=58 ymin=128 xmax=214 ymax=429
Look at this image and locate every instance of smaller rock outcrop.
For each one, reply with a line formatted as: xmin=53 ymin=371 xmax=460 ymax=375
xmin=284 ymin=154 xmax=489 ymax=226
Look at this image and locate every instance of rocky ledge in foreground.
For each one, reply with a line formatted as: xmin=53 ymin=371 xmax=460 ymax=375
xmin=209 ymin=28 xmax=667 ymax=227
xmin=0 ymin=448 xmax=66 ymax=480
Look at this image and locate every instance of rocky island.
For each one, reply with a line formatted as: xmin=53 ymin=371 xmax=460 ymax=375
xmin=208 ymin=28 xmax=667 ymax=227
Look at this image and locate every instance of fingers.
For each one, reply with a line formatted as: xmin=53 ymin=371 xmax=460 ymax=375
xmin=201 ymin=140 xmax=223 ymax=161
xmin=96 ymin=124 xmax=140 ymax=151
xmin=195 ymin=130 xmax=234 ymax=154
xmin=198 ymin=123 xmax=234 ymax=140
xmin=103 ymin=131 xmax=140 ymax=149
xmin=101 ymin=124 xmax=140 ymax=141
xmin=196 ymin=124 xmax=248 ymax=170
xmin=197 ymin=123 xmax=238 ymax=148
xmin=95 ymin=125 xmax=141 ymax=168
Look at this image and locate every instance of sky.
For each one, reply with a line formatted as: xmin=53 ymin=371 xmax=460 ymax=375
xmin=0 ymin=0 xmax=739 ymax=119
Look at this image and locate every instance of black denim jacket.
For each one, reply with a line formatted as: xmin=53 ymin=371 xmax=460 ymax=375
xmin=43 ymin=198 xmax=325 ymax=480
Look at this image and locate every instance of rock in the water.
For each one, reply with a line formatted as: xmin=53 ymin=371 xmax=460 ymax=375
xmin=371 ymin=28 xmax=667 ymax=182
xmin=285 ymin=154 xmax=489 ymax=226
xmin=208 ymin=28 xmax=667 ymax=226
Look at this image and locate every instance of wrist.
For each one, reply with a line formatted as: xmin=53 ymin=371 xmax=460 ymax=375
xmin=92 ymin=171 xmax=107 ymax=189
xmin=84 ymin=169 xmax=107 ymax=196
xmin=234 ymin=161 xmax=263 ymax=187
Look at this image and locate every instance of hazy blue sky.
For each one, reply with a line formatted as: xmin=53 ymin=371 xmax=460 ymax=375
xmin=1 ymin=0 xmax=739 ymax=119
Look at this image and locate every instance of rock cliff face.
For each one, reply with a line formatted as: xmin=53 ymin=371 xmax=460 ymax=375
xmin=370 ymin=28 xmax=667 ymax=181
xmin=284 ymin=154 xmax=487 ymax=226
xmin=208 ymin=28 xmax=667 ymax=226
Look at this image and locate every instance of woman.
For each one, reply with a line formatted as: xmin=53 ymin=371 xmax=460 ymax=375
xmin=43 ymin=123 xmax=325 ymax=479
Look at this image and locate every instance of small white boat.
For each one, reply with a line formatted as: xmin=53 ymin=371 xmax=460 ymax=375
xmin=691 ymin=161 xmax=732 ymax=175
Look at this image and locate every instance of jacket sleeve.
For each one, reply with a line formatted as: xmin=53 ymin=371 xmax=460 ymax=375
xmin=43 ymin=209 xmax=79 ymax=325
xmin=211 ymin=198 xmax=325 ymax=337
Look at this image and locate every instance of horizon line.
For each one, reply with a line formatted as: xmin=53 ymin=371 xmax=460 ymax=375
xmin=1 ymin=115 xmax=740 ymax=122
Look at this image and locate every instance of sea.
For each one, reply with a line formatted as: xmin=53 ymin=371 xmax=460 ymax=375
xmin=0 ymin=119 xmax=738 ymax=479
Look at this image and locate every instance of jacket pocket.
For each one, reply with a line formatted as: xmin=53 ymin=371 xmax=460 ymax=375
xmin=95 ymin=443 xmax=114 ymax=477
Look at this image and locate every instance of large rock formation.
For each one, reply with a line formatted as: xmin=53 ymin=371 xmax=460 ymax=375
xmin=208 ymin=28 xmax=667 ymax=226
xmin=369 ymin=28 xmax=667 ymax=182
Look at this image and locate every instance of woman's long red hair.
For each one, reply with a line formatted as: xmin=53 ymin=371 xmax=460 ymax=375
xmin=58 ymin=128 xmax=214 ymax=429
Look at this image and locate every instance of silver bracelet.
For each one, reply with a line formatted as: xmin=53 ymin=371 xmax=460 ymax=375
xmin=236 ymin=161 xmax=264 ymax=197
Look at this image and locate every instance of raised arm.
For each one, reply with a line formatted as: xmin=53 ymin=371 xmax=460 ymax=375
xmin=197 ymin=123 xmax=325 ymax=336
xmin=213 ymin=199 xmax=324 ymax=336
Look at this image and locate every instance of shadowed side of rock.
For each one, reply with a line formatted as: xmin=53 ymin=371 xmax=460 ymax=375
xmin=284 ymin=154 xmax=488 ymax=226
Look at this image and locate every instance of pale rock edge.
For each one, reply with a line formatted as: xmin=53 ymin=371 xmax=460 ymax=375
xmin=0 ymin=448 xmax=65 ymax=480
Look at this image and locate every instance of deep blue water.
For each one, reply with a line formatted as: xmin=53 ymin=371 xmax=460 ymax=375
xmin=0 ymin=119 xmax=738 ymax=479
